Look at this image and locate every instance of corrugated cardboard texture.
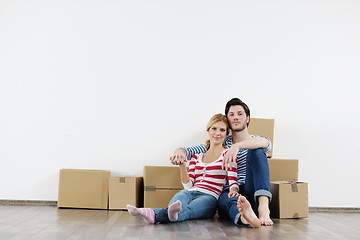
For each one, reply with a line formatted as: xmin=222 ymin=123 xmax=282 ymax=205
xmin=144 ymin=189 xmax=180 ymax=208
xmin=248 ymin=118 xmax=275 ymax=158
xmin=269 ymin=159 xmax=298 ymax=181
xmin=58 ymin=169 xmax=110 ymax=209
xmin=109 ymin=176 xmax=143 ymax=210
xmin=270 ymin=181 xmax=309 ymax=219
xmin=143 ymin=166 xmax=183 ymax=189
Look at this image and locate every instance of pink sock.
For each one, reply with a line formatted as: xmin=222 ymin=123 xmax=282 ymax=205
xmin=167 ymin=200 xmax=182 ymax=222
xmin=126 ymin=204 xmax=155 ymax=224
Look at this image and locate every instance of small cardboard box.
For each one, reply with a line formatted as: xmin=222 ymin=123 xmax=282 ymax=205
xmin=248 ymin=118 xmax=275 ymax=158
xmin=58 ymin=169 xmax=110 ymax=209
xmin=270 ymin=181 xmax=309 ymax=219
xmin=109 ymin=176 xmax=143 ymax=210
xmin=268 ymin=159 xmax=298 ymax=181
xmin=143 ymin=166 xmax=183 ymax=208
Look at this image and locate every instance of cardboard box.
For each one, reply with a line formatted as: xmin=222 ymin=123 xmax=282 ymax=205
xmin=268 ymin=159 xmax=298 ymax=181
xmin=248 ymin=118 xmax=275 ymax=158
xmin=270 ymin=181 xmax=309 ymax=219
xmin=144 ymin=189 xmax=180 ymax=208
xmin=58 ymin=169 xmax=110 ymax=209
xmin=109 ymin=177 xmax=143 ymax=210
xmin=143 ymin=166 xmax=183 ymax=189
xmin=143 ymin=166 xmax=183 ymax=208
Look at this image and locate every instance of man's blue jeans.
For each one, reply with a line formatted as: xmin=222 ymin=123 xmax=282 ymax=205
xmin=153 ymin=189 xmax=217 ymax=223
xmin=217 ymin=148 xmax=272 ymax=224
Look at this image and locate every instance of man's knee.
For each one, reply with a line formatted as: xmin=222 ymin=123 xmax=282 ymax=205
xmin=248 ymin=148 xmax=267 ymax=160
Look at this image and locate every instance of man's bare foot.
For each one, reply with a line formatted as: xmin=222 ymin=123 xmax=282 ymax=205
xmin=258 ymin=196 xmax=273 ymax=226
xmin=258 ymin=204 xmax=273 ymax=226
xmin=237 ymin=196 xmax=261 ymax=228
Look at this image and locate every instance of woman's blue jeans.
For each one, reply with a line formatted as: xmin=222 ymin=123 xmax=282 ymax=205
xmin=153 ymin=189 xmax=217 ymax=223
xmin=217 ymin=148 xmax=272 ymax=224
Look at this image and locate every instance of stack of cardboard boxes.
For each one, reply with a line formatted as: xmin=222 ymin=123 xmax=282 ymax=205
xmin=57 ymin=118 xmax=308 ymax=218
xmin=268 ymin=159 xmax=308 ymax=218
xmin=249 ymin=118 xmax=309 ymax=219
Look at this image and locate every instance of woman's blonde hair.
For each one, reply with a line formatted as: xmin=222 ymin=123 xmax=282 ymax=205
xmin=204 ymin=113 xmax=229 ymax=150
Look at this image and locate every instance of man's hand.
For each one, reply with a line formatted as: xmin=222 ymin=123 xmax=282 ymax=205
xmin=223 ymin=145 xmax=239 ymax=170
xmin=170 ymin=148 xmax=187 ymax=165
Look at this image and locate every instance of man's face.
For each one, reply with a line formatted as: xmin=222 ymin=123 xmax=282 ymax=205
xmin=227 ymin=105 xmax=249 ymax=132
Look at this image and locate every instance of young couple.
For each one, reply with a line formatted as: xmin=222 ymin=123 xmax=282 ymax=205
xmin=127 ymin=98 xmax=273 ymax=228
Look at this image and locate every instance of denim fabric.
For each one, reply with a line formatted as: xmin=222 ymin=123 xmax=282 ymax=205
xmin=153 ymin=189 xmax=217 ymax=223
xmin=217 ymin=190 xmax=240 ymax=223
xmin=217 ymin=148 xmax=272 ymax=224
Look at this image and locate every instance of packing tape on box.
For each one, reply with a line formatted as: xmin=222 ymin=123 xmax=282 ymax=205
xmin=145 ymin=186 xmax=156 ymax=191
xmin=290 ymin=181 xmax=298 ymax=192
xmin=119 ymin=177 xmax=126 ymax=183
xmin=144 ymin=186 xmax=182 ymax=191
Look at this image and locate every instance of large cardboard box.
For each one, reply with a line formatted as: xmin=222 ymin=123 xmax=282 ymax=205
xmin=143 ymin=166 xmax=183 ymax=189
xmin=109 ymin=176 xmax=143 ymax=210
xmin=143 ymin=166 xmax=183 ymax=208
xmin=268 ymin=159 xmax=298 ymax=181
xmin=58 ymin=169 xmax=110 ymax=209
xmin=270 ymin=181 xmax=309 ymax=219
xmin=144 ymin=189 xmax=180 ymax=208
xmin=248 ymin=118 xmax=275 ymax=158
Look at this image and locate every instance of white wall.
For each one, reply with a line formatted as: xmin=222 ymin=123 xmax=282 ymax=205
xmin=1 ymin=0 xmax=359 ymax=208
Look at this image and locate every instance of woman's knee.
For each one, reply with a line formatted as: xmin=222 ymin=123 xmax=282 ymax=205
xmin=170 ymin=189 xmax=190 ymax=204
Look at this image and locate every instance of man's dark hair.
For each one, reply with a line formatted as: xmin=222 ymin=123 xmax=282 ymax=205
xmin=225 ymin=98 xmax=251 ymax=126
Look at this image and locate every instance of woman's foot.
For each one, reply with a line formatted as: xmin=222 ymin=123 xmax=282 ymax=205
xmin=126 ymin=204 xmax=155 ymax=224
xmin=168 ymin=200 xmax=182 ymax=222
xmin=258 ymin=196 xmax=273 ymax=226
xmin=237 ymin=196 xmax=261 ymax=228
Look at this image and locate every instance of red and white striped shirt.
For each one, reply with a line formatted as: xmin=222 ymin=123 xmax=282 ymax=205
xmin=182 ymin=150 xmax=238 ymax=199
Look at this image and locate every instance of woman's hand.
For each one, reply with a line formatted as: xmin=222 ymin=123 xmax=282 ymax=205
xmin=228 ymin=189 xmax=239 ymax=198
xmin=170 ymin=148 xmax=187 ymax=165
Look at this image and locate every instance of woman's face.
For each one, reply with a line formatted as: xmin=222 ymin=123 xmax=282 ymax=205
xmin=207 ymin=121 xmax=227 ymax=146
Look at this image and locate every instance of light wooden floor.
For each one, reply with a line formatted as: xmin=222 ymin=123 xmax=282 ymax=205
xmin=0 ymin=205 xmax=359 ymax=240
